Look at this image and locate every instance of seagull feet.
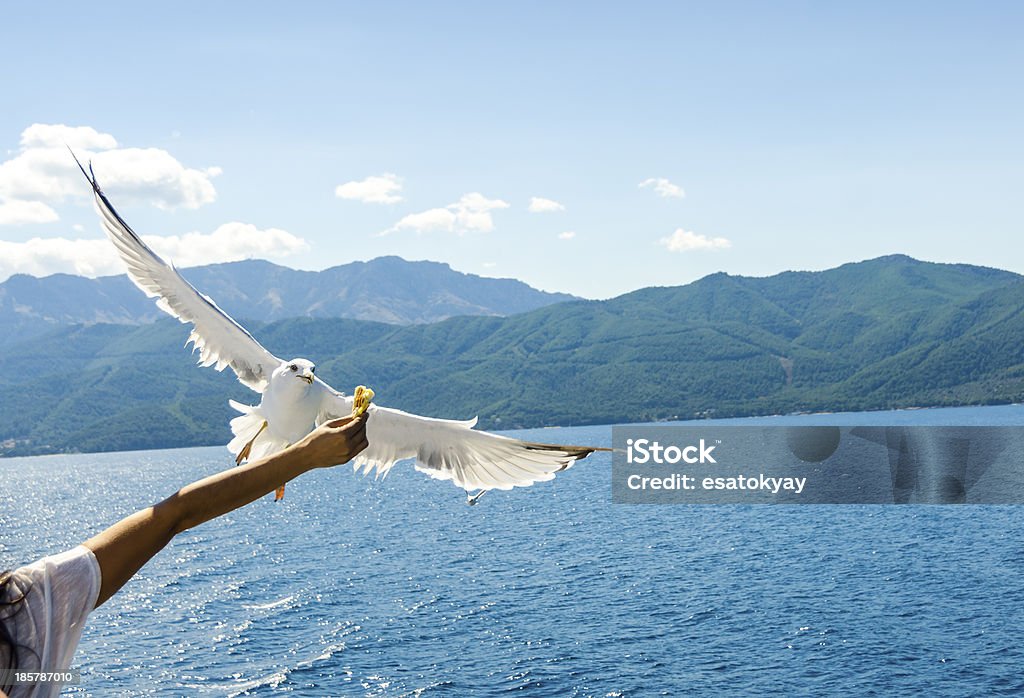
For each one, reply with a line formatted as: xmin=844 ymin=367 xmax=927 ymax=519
xmin=274 ymin=441 xmax=293 ymax=501
xmin=466 ymin=489 xmax=488 ymax=506
xmin=236 ymin=420 xmax=269 ymax=465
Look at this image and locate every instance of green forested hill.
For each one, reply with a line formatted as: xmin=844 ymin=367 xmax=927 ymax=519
xmin=2 ymin=255 xmax=1023 ymax=456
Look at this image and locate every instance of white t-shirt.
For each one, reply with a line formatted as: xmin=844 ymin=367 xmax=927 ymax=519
xmin=2 ymin=546 xmax=101 ymax=698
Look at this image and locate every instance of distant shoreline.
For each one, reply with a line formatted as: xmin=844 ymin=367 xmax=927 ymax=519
xmin=6 ymin=402 xmax=1023 ymax=461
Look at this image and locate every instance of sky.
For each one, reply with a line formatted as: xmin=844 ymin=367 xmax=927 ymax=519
xmin=1 ymin=1 xmax=1021 ymax=299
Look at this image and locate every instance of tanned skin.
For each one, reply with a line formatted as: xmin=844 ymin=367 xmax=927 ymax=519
xmin=84 ymin=413 xmax=369 ymax=607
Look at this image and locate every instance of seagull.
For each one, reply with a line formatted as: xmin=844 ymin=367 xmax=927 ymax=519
xmin=75 ymin=157 xmax=605 ymax=502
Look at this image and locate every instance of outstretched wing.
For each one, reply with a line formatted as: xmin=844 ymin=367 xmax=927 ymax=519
xmin=318 ymin=384 xmax=602 ymax=491
xmin=76 ymin=155 xmax=281 ymax=392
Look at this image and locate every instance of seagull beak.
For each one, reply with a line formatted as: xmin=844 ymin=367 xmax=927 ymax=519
xmin=300 ymin=372 xmax=314 ymax=385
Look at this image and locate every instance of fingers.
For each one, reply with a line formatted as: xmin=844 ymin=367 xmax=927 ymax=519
xmin=352 ymin=434 xmax=370 ymax=457
xmin=298 ymin=413 xmax=369 ymax=466
xmin=341 ymin=412 xmax=369 ymax=440
xmin=351 ymin=417 xmax=369 ymax=455
xmin=346 ymin=413 xmax=369 ymax=457
xmin=321 ymin=413 xmax=369 ymax=459
xmin=325 ymin=412 xmax=369 ymax=430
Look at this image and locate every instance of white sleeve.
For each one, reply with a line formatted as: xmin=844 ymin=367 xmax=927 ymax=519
xmin=5 ymin=545 xmax=102 ymax=698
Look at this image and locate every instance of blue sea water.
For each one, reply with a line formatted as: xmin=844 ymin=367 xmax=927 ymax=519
xmin=2 ymin=404 xmax=1024 ymax=696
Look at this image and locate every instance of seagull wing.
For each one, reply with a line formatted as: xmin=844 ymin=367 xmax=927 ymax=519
xmin=77 ymin=156 xmax=281 ymax=392
xmin=318 ymin=384 xmax=602 ymax=491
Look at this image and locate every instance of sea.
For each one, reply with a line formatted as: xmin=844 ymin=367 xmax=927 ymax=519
xmin=3 ymin=404 xmax=1024 ymax=696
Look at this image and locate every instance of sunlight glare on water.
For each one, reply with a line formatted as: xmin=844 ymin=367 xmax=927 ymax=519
xmin=2 ymin=405 xmax=1024 ymax=695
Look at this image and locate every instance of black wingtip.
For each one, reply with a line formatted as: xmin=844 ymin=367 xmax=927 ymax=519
xmin=66 ymin=145 xmax=147 ymax=246
xmin=67 ymin=145 xmax=101 ymax=194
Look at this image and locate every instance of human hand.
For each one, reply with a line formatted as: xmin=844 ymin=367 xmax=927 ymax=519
xmin=294 ymin=412 xmax=370 ymax=468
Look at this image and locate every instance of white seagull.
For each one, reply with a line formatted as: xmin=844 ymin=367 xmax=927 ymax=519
xmin=76 ymin=158 xmax=604 ymax=502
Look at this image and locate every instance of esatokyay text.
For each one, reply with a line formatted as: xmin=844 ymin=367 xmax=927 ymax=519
xmin=627 ymin=473 xmax=806 ymax=495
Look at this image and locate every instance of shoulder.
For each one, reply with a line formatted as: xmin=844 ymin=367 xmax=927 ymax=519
xmin=15 ymin=546 xmax=100 ymax=587
xmin=2 ymin=546 xmax=101 ymax=683
xmin=12 ymin=545 xmax=102 ymax=616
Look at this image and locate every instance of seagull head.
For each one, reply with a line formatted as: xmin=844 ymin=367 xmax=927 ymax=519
xmin=276 ymin=358 xmax=316 ymax=386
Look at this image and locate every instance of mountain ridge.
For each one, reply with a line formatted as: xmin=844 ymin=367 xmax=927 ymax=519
xmin=0 ymin=256 xmax=578 ymax=344
xmin=2 ymin=254 xmax=1022 ymax=456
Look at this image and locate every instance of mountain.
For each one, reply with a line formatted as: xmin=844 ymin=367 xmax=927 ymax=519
xmin=2 ymin=255 xmax=1023 ymax=457
xmin=0 ymin=256 xmax=577 ymax=345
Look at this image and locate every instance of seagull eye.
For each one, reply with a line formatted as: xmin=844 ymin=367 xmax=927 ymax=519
xmin=310 ymin=367 xmax=315 ymax=373
xmin=289 ymin=364 xmax=297 ymax=372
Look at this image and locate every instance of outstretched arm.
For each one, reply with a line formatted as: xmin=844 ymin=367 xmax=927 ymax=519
xmin=84 ymin=414 xmax=369 ymax=607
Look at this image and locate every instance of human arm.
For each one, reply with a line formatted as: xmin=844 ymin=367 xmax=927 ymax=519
xmin=83 ymin=414 xmax=368 ymax=607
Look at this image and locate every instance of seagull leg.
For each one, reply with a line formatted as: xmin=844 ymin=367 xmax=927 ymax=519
xmin=274 ymin=442 xmax=293 ymax=502
xmin=466 ymin=489 xmax=489 ymax=506
xmin=236 ymin=420 xmax=269 ymax=465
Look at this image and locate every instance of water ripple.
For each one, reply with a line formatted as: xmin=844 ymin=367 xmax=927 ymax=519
xmin=4 ymin=410 xmax=1024 ymax=695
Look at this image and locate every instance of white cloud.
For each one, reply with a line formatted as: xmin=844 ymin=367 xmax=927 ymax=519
xmin=0 ymin=223 xmax=308 ymax=282
xmin=87 ymin=148 xmax=220 ymax=210
xmin=639 ymin=177 xmax=685 ymax=199
xmin=0 ymin=146 xmax=87 ymax=203
xmin=451 ymin=193 xmax=509 ymax=232
xmin=383 ymin=192 xmax=509 ymax=235
xmin=558 ymin=231 xmax=576 ymax=240
xmin=0 ymin=123 xmax=222 ymax=225
xmin=482 ymin=262 xmax=497 ymax=268
xmin=528 ymin=196 xmax=565 ymax=213
xmin=0 ymin=200 xmax=59 ymax=225
xmin=387 ymin=207 xmax=456 ymax=233
xmin=145 ymin=222 xmax=309 ymax=267
xmin=0 ymin=237 xmax=115 ymax=279
xmin=20 ymin=123 xmax=118 ymax=150
xmin=335 ymin=173 xmax=403 ymax=204
xmin=659 ymin=228 xmax=731 ymax=252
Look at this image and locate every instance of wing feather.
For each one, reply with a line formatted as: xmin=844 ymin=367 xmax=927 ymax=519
xmin=76 ymin=156 xmax=280 ymax=392
xmin=319 ymin=387 xmax=603 ymax=491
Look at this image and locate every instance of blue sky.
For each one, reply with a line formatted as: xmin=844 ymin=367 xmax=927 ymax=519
xmin=1 ymin=1 xmax=1021 ymax=298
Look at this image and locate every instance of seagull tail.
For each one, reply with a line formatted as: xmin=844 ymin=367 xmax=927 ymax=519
xmin=228 ymin=405 xmax=268 ymax=457
xmin=229 ymin=399 xmax=255 ymax=415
